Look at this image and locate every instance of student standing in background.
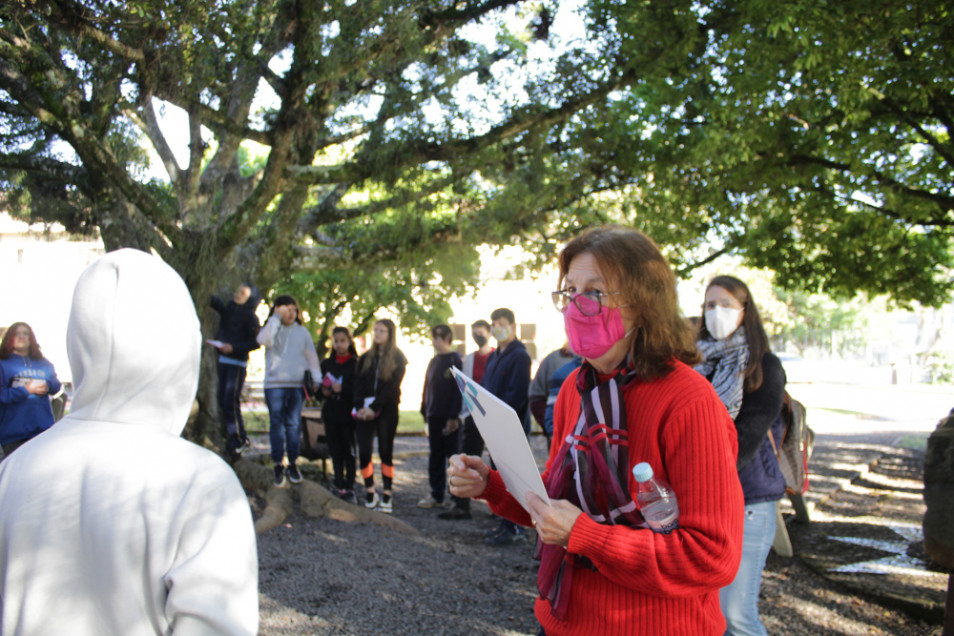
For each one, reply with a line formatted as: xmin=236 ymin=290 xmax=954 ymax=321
xmin=418 ymin=324 xmax=464 ymax=514
xmin=321 ymin=326 xmax=359 ymax=504
xmin=480 ymin=308 xmax=531 ymax=545
xmin=438 ymin=320 xmax=494 ymax=521
xmin=257 ymin=295 xmax=321 ymax=487
xmin=696 ymin=275 xmax=787 ymax=636
xmin=353 ymin=318 xmax=407 ymax=514
xmin=209 ymin=282 xmax=261 ymax=460
xmin=0 ymin=322 xmax=61 ymax=456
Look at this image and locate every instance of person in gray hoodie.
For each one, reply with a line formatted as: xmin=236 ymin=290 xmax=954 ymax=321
xmin=0 ymin=248 xmax=258 ymax=635
xmin=257 ymin=294 xmax=321 ymax=487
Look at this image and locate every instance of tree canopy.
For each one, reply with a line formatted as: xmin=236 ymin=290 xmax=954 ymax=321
xmin=1 ymin=0 xmax=951 ymax=442
xmin=517 ymin=1 xmax=954 ymax=305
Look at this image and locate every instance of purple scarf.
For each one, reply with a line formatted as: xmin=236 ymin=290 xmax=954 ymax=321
xmin=535 ymin=361 xmax=647 ymax=620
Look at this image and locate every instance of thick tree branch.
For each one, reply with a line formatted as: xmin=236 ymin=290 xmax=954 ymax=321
xmin=676 ymin=245 xmax=734 ymax=277
xmin=125 ymin=99 xmax=181 ymax=183
xmin=419 ymin=0 xmax=522 ymax=30
xmin=0 ymin=56 xmax=182 ymax=242
xmin=49 ymin=0 xmax=147 ymax=64
xmin=295 ymin=183 xmax=353 ymax=235
xmin=805 ymin=182 xmax=954 ymax=228
xmin=786 ymin=153 xmax=954 ymax=217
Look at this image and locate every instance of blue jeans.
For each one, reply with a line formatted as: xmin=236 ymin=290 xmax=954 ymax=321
xmin=720 ymin=500 xmax=776 ymax=636
xmin=264 ymin=387 xmax=303 ymax=465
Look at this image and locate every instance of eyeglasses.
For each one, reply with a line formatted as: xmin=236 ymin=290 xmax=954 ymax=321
xmin=551 ymin=290 xmax=620 ymax=316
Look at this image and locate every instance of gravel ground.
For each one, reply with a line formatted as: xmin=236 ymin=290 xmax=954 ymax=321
xmin=255 ymin=435 xmax=940 ymax=635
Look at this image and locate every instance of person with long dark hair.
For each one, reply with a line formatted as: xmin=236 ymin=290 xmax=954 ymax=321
xmin=321 ymin=326 xmax=359 ymax=504
xmin=353 ymin=318 xmax=407 ymax=514
xmin=0 ymin=322 xmax=62 ymax=456
xmin=695 ymin=275 xmax=787 ymax=636
xmin=448 ymin=226 xmax=744 ymax=634
xmin=257 ymin=295 xmax=321 ymax=487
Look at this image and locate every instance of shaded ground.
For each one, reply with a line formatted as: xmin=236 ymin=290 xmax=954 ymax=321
xmin=252 ymin=432 xmax=946 ymax=635
xmin=784 ymin=445 xmax=947 ymax=628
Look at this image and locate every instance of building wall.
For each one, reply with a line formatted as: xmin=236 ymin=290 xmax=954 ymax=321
xmin=0 ymin=214 xmax=104 ymax=382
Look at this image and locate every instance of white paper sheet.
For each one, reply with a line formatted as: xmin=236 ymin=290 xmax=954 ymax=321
xmin=450 ymin=367 xmax=551 ymax=512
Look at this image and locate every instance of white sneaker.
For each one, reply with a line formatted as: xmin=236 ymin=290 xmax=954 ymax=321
xmin=379 ymin=493 xmax=393 ymax=514
xmin=364 ymin=490 xmax=380 ymax=509
xmin=417 ymin=495 xmax=444 ymax=509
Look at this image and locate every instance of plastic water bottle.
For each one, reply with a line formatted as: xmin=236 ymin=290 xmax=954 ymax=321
xmin=632 ymin=462 xmax=679 ymax=533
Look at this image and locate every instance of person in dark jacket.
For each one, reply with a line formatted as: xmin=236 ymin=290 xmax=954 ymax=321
xmin=353 ymin=318 xmax=407 ymax=514
xmin=529 ymin=344 xmax=581 ymax=449
xmin=0 ymin=322 xmax=62 ymax=456
xmin=695 ymin=275 xmax=786 ymax=636
xmin=481 ymin=307 xmax=532 ymax=545
xmin=210 ymin=283 xmax=261 ymax=458
xmin=321 ymin=326 xmax=359 ymax=504
xmin=418 ymin=324 xmax=464 ymax=515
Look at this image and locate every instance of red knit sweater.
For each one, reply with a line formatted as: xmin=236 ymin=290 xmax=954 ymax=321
xmin=483 ymin=360 xmax=744 ymax=636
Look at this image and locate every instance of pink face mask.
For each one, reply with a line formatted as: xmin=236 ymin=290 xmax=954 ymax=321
xmin=563 ymin=300 xmax=627 ymax=360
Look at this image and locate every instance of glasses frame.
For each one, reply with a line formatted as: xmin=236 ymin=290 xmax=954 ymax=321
xmin=552 ymin=290 xmax=620 ymax=316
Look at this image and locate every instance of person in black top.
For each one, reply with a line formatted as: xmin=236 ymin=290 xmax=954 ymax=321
xmin=321 ymin=327 xmax=359 ymax=504
xmin=417 ymin=325 xmax=464 ymax=515
xmin=209 ymin=283 xmax=261 ymax=459
xmin=353 ymin=318 xmax=407 ymax=514
xmin=695 ymin=275 xmax=786 ymax=636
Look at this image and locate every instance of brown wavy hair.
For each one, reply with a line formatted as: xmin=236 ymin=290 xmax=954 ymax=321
xmin=697 ymin=275 xmax=770 ymax=393
xmin=558 ymin=225 xmax=699 ymax=380
xmin=0 ymin=322 xmax=43 ymax=360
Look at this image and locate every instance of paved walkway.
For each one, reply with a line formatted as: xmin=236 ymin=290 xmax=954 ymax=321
xmin=780 ymin=380 xmax=951 ymax=625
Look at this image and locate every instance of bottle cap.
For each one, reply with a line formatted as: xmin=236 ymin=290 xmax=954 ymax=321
xmin=632 ymin=462 xmax=654 ymax=482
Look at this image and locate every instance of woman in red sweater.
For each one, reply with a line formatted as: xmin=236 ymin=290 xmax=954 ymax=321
xmin=448 ymin=226 xmax=744 ymax=635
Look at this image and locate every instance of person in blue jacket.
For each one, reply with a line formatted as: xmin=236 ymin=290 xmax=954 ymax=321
xmin=0 ymin=322 xmax=62 ymax=456
xmin=210 ymin=283 xmax=262 ymax=459
xmin=481 ymin=307 xmax=532 ymax=545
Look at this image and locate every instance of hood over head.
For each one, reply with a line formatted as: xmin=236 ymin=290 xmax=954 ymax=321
xmin=67 ymin=249 xmax=201 ymax=435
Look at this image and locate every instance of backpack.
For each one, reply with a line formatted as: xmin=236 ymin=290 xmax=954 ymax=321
xmin=768 ymin=391 xmax=814 ymax=494
xmin=299 ymin=408 xmax=330 ymax=473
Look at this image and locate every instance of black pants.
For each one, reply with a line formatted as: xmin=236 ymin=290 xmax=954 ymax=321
xmin=426 ymin=416 xmax=463 ymax=504
xmin=356 ymin=404 xmax=398 ymax=491
xmin=495 ymin=411 xmax=531 ymax=531
xmin=324 ymin=409 xmax=356 ymax=490
xmin=461 ymin=415 xmax=485 ymax=458
xmin=217 ymin=362 xmax=247 ymax=450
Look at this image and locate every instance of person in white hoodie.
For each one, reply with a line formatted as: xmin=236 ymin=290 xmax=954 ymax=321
xmin=0 ymin=249 xmax=259 ymax=636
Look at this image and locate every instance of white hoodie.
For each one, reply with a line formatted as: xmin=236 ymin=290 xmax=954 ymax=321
xmin=0 ymin=249 xmax=259 ymax=635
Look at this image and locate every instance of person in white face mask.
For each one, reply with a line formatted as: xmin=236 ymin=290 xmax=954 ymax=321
xmin=695 ymin=275 xmax=788 ymax=636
